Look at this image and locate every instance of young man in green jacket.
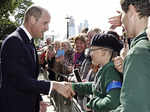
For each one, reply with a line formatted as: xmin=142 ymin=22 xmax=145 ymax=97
xmin=109 ymin=0 xmax=150 ymax=112
xmin=72 ymin=33 xmax=123 ymax=112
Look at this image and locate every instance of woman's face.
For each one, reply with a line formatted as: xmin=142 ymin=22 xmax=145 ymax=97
xmin=90 ymin=46 xmax=104 ymax=65
xmin=75 ymin=40 xmax=86 ymax=53
xmin=54 ymin=42 xmax=60 ymax=51
xmin=62 ymin=42 xmax=69 ymax=52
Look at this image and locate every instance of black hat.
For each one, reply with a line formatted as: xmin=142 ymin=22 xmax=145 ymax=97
xmin=90 ymin=33 xmax=123 ymax=53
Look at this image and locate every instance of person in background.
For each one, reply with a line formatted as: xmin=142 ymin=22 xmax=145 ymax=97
xmin=48 ymin=41 xmax=74 ymax=112
xmin=62 ymin=41 xmax=74 ymax=73
xmin=109 ymin=0 xmax=150 ymax=111
xmin=73 ymin=34 xmax=87 ymax=71
xmin=45 ymin=45 xmax=56 ymax=81
xmin=54 ymin=40 xmax=61 ymax=53
xmin=70 ymin=33 xmax=123 ymax=112
xmin=81 ymin=27 xmax=89 ymax=34
xmin=37 ymin=37 xmax=53 ymax=80
xmin=81 ymin=28 xmax=102 ymax=81
xmin=0 ymin=5 xmax=75 ymax=112
xmin=46 ymin=37 xmax=52 ymax=46
xmin=86 ymin=28 xmax=101 ymax=48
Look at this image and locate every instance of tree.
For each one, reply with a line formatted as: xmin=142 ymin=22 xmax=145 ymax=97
xmin=0 ymin=0 xmax=23 ymax=19
xmin=0 ymin=0 xmax=22 ymax=40
xmin=0 ymin=0 xmax=33 ymax=41
xmin=14 ymin=0 xmax=33 ymax=25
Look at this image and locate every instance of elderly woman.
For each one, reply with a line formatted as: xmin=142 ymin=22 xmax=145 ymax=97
xmin=71 ymin=33 xmax=123 ymax=112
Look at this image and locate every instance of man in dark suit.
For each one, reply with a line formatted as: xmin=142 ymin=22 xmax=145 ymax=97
xmin=0 ymin=5 xmax=75 ymax=112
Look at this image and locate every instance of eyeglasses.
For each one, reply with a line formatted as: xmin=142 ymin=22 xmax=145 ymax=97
xmin=90 ymin=48 xmax=103 ymax=52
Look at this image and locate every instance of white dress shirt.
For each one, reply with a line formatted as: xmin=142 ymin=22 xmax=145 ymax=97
xmin=20 ymin=25 xmax=53 ymax=95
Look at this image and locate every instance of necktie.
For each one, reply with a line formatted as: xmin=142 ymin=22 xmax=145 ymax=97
xmin=30 ymin=39 xmax=36 ymax=62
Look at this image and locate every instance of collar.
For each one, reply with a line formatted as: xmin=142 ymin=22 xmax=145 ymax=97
xmin=102 ymin=61 xmax=114 ymax=69
xmin=20 ymin=25 xmax=32 ymax=41
xmin=130 ymin=31 xmax=147 ymax=48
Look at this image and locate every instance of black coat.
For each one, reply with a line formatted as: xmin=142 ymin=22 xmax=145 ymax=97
xmin=0 ymin=27 xmax=50 ymax=112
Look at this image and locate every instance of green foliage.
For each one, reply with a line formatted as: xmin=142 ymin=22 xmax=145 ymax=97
xmin=0 ymin=0 xmax=33 ymax=40
xmin=14 ymin=0 xmax=33 ymax=25
xmin=0 ymin=0 xmax=21 ymax=40
xmin=0 ymin=0 xmax=23 ymax=18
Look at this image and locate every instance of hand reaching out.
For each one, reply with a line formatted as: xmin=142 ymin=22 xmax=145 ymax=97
xmin=108 ymin=10 xmax=122 ymax=30
xmin=52 ymin=81 xmax=75 ymax=100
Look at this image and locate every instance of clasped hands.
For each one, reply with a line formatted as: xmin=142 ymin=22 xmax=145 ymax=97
xmin=52 ymin=81 xmax=75 ymax=100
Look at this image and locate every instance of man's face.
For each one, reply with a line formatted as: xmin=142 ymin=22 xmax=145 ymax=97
xmin=32 ymin=11 xmax=50 ymax=38
xmin=121 ymin=5 xmax=136 ymax=38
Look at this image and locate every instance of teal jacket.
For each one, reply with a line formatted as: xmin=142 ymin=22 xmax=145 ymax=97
xmin=117 ymin=32 xmax=150 ymax=112
xmin=72 ymin=62 xmax=122 ymax=112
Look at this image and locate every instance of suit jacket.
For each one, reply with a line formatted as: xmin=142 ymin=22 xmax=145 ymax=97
xmin=0 ymin=27 xmax=50 ymax=112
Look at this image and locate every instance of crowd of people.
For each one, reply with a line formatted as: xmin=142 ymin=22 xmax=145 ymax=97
xmin=1 ymin=0 xmax=150 ymax=112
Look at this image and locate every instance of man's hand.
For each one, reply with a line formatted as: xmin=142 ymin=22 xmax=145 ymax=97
xmin=113 ymin=56 xmax=123 ymax=73
xmin=52 ymin=81 xmax=75 ymax=100
xmin=108 ymin=11 xmax=122 ymax=30
xmin=120 ymin=39 xmax=129 ymax=60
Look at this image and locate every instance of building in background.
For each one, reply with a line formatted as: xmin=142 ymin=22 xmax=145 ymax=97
xmin=69 ymin=16 xmax=76 ymax=37
xmin=78 ymin=19 xmax=89 ymax=33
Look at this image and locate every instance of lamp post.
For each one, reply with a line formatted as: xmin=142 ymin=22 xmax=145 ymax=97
xmin=65 ymin=16 xmax=71 ymax=39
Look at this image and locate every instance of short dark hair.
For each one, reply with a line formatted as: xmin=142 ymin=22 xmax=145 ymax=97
xmin=120 ymin=0 xmax=150 ymax=18
xmin=24 ymin=6 xmax=43 ymax=22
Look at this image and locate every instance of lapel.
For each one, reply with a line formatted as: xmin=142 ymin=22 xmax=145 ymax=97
xmin=16 ymin=27 xmax=39 ymax=74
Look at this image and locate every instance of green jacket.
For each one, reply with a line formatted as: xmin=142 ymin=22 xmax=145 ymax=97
xmin=118 ymin=32 xmax=150 ymax=112
xmin=72 ymin=61 xmax=122 ymax=112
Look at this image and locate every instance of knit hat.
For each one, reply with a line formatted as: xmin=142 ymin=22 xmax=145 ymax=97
xmin=90 ymin=33 xmax=123 ymax=53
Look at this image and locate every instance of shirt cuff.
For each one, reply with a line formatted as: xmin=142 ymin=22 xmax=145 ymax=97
xmin=49 ymin=81 xmax=53 ymax=95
